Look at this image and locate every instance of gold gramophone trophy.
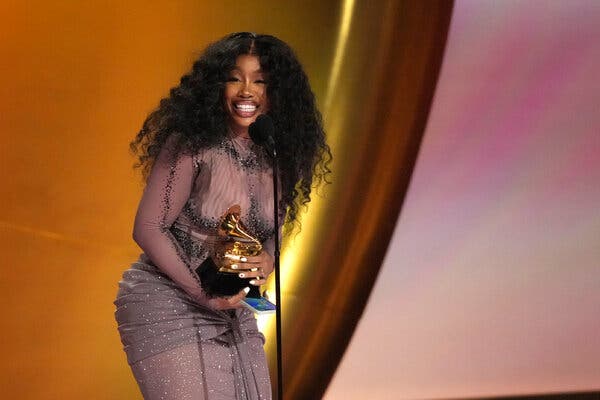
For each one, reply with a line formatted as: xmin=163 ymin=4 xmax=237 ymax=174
xmin=196 ymin=205 xmax=263 ymax=297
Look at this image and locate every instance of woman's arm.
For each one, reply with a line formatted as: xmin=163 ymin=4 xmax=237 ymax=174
xmin=133 ymin=144 xmax=251 ymax=309
xmin=132 ymin=144 xmax=210 ymax=304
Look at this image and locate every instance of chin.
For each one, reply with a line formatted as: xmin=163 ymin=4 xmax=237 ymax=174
xmin=231 ymin=115 xmax=261 ymax=130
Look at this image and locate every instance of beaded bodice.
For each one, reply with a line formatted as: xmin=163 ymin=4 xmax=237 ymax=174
xmin=132 ymin=134 xmax=277 ymax=301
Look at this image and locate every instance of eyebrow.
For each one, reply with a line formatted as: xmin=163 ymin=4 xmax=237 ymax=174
xmin=229 ymin=67 xmax=265 ymax=74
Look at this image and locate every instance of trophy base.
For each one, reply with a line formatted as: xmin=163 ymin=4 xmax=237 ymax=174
xmin=196 ymin=257 xmax=259 ymax=298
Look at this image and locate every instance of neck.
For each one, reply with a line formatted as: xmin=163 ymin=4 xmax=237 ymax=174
xmin=228 ymin=125 xmax=250 ymax=139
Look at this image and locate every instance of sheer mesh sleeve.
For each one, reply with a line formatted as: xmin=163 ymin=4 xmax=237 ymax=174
xmin=262 ymin=236 xmax=275 ymax=259
xmin=132 ymin=145 xmax=208 ymax=305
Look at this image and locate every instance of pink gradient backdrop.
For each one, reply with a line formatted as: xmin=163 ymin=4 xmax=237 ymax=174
xmin=325 ymin=0 xmax=600 ymax=398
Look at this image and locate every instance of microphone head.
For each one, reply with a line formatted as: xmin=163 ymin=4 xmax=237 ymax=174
xmin=249 ymin=114 xmax=275 ymax=146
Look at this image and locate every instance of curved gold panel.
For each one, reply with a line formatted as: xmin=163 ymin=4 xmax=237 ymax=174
xmin=274 ymin=1 xmax=454 ymax=398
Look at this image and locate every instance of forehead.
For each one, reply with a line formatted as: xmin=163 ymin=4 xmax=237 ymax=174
xmin=231 ymin=54 xmax=262 ymax=72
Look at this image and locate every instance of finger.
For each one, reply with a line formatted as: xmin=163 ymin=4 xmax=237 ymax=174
xmin=221 ymin=256 xmax=257 ymax=270
xmin=223 ymin=254 xmax=250 ymax=263
xmin=249 ymin=278 xmax=267 ymax=286
xmin=227 ymin=287 xmax=250 ymax=306
xmin=236 ymin=268 xmax=263 ymax=279
xmin=225 ymin=262 xmax=257 ymax=271
xmin=223 ymin=253 xmax=265 ymax=264
xmin=233 ymin=262 xmax=263 ymax=273
xmin=233 ymin=286 xmax=250 ymax=303
xmin=232 ymin=254 xmax=263 ymax=263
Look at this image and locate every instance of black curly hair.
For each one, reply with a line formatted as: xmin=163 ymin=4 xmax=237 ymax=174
xmin=130 ymin=32 xmax=331 ymax=230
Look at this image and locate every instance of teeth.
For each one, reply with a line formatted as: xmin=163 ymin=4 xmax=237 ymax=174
xmin=235 ymin=104 xmax=256 ymax=112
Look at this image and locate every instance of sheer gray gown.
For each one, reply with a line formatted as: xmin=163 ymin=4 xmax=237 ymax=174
xmin=114 ymin=134 xmax=276 ymax=400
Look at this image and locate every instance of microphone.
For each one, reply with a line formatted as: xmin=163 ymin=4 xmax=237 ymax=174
xmin=249 ymin=114 xmax=276 ymax=157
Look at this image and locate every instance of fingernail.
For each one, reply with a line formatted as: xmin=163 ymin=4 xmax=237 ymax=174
xmin=239 ymin=273 xmax=245 ymax=278
xmin=240 ymin=256 xmax=248 ymax=262
xmin=249 ymin=280 xmax=257 ymax=285
xmin=250 ymin=267 xmax=258 ymax=272
xmin=231 ymin=264 xmax=238 ymax=270
xmin=243 ymin=287 xmax=250 ymax=294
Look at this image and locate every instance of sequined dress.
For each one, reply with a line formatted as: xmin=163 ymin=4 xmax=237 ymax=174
xmin=114 ymin=135 xmax=276 ymax=400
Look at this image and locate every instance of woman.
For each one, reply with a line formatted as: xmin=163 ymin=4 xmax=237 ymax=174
xmin=114 ymin=32 xmax=331 ymax=400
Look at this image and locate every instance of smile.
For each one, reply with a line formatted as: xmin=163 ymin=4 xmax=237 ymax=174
xmin=234 ymin=103 xmax=257 ymax=112
xmin=232 ymin=101 xmax=259 ymax=118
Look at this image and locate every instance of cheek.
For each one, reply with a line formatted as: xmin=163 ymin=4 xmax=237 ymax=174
xmin=222 ymin=92 xmax=235 ymax=114
xmin=260 ymin=91 xmax=269 ymax=108
xmin=223 ymin=89 xmax=232 ymax=103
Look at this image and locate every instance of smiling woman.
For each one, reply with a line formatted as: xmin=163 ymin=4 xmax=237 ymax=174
xmin=224 ymin=54 xmax=270 ymax=136
xmin=113 ymin=32 xmax=331 ymax=400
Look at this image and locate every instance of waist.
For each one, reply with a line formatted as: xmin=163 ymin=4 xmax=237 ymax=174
xmin=131 ymin=254 xmax=166 ymax=275
xmin=172 ymin=222 xmax=219 ymax=243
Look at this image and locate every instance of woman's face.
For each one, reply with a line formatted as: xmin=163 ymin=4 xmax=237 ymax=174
xmin=223 ymin=54 xmax=269 ymax=137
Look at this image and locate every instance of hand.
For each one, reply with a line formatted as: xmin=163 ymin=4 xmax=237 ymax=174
xmin=207 ymin=287 xmax=250 ymax=310
xmin=223 ymin=251 xmax=274 ymax=286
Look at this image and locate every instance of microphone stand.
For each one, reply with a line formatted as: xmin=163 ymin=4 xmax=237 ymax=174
xmin=250 ymin=116 xmax=283 ymax=399
xmin=269 ymin=142 xmax=283 ymax=400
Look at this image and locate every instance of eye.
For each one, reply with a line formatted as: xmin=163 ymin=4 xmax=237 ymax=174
xmin=255 ymin=79 xmax=267 ymax=84
xmin=226 ymin=76 xmax=241 ymax=82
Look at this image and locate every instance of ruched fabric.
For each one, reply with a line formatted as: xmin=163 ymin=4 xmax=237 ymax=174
xmin=114 ymin=258 xmax=271 ymax=400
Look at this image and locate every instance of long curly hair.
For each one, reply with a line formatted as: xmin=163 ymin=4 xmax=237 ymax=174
xmin=131 ymin=32 xmax=331 ymax=229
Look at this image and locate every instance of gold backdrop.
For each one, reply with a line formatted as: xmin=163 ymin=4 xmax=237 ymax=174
xmin=0 ymin=1 xmax=452 ymax=399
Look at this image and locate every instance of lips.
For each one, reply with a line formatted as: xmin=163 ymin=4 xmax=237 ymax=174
xmin=233 ymin=101 xmax=258 ymax=118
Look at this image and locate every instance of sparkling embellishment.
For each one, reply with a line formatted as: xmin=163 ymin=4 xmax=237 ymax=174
xmin=114 ymin=135 xmax=276 ymax=399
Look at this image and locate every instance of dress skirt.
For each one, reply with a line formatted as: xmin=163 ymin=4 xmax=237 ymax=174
xmin=113 ymin=256 xmax=272 ymax=400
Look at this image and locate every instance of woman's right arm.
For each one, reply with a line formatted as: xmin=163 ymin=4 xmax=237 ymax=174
xmin=132 ymin=144 xmax=210 ymax=305
xmin=132 ymin=144 xmax=249 ymax=309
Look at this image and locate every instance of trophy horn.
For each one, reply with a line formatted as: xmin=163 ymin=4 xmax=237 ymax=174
xmin=196 ymin=205 xmax=265 ymax=295
xmin=216 ymin=205 xmax=263 ymax=272
xmin=218 ymin=205 xmax=262 ymax=245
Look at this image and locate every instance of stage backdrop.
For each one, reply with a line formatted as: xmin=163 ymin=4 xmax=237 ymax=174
xmin=2 ymin=0 xmax=458 ymax=396
xmin=325 ymin=0 xmax=600 ymax=399
xmin=1 ymin=1 xmax=453 ymax=398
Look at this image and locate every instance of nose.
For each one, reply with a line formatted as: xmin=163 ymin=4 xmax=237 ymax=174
xmin=238 ymin=81 xmax=253 ymax=97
